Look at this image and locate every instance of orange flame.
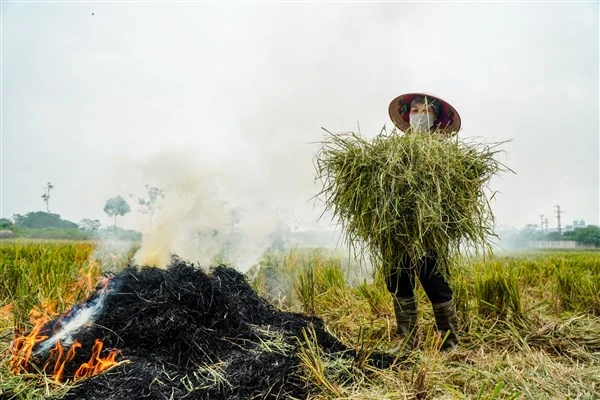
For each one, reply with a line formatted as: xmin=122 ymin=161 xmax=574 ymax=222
xmin=74 ymin=339 xmax=120 ymax=381
xmin=10 ymin=312 xmax=122 ymax=382
xmin=9 ymin=319 xmax=48 ymax=373
xmin=29 ymin=299 xmax=58 ymax=325
xmin=9 ymin=253 xmax=122 ymax=382
xmin=78 ymin=258 xmax=101 ymax=293
xmin=10 ymin=325 xmax=121 ymax=382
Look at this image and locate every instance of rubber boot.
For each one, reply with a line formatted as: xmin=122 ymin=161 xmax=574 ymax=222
xmin=432 ymin=299 xmax=459 ymax=351
xmin=389 ymin=296 xmax=418 ymax=353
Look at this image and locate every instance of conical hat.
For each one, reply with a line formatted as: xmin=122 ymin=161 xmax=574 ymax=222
xmin=388 ymin=92 xmax=461 ymax=133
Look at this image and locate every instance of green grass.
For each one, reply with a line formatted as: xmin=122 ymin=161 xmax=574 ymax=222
xmin=0 ymin=241 xmax=97 ymax=399
xmin=473 ymin=260 xmax=522 ymax=320
xmin=0 ymin=241 xmax=96 ymax=326
xmin=1 ymin=243 xmax=599 ymax=399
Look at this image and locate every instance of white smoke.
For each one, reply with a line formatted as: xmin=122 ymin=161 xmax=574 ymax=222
xmin=112 ymin=149 xmax=289 ymax=270
xmin=34 ymin=289 xmax=111 ymax=355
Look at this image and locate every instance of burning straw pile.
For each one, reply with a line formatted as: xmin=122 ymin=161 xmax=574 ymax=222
xmin=9 ymin=258 xmax=390 ymax=399
xmin=314 ymin=128 xmax=508 ymax=270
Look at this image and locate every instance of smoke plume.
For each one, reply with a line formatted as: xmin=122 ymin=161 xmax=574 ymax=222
xmin=113 ymin=149 xmax=287 ymax=270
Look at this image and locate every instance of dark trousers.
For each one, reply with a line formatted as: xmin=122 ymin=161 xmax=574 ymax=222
xmin=386 ymin=251 xmax=453 ymax=304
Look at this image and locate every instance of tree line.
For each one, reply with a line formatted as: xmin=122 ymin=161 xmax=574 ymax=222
xmin=500 ymin=225 xmax=600 ymax=248
xmin=0 ymin=183 xmax=165 ymax=240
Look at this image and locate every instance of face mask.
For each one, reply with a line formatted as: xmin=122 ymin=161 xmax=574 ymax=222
xmin=409 ymin=113 xmax=435 ymax=131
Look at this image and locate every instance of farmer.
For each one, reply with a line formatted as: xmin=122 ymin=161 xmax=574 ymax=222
xmin=386 ymin=93 xmax=462 ymax=351
xmin=388 ymin=92 xmax=461 ymax=134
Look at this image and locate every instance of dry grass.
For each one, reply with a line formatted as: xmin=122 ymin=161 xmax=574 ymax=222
xmin=1 ymin=243 xmax=598 ymax=399
xmin=253 ymin=248 xmax=600 ymax=399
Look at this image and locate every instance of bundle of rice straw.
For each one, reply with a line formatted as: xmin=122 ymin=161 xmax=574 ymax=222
xmin=314 ymin=127 xmax=509 ymax=274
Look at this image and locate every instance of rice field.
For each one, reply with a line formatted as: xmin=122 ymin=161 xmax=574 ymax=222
xmin=0 ymin=240 xmax=598 ymax=399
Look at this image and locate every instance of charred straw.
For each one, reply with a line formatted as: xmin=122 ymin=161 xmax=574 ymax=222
xmin=14 ymin=257 xmax=391 ymax=400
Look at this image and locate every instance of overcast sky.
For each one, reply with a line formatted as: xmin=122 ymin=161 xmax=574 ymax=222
xmin=2 ymin=2 xmax=599 ymax=232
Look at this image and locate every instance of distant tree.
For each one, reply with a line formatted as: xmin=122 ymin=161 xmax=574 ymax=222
xmin=13 ymin=211 xmax=77 ymax=229
xmin=523 ymin=224 xmax=538 ymax=233
xmin=12 ymin=214 xmax=25 ymax=225
xmin=41 ymin=182 xmax=54 ymax=214
xmin=571 ymin=225 xmax=600 ymax=246
xmin=104 ymin=195 xmax=131 ymax=229
xmin=545 ymin=231 xmax=562 ymax=241
xmin=79 ymin=218 xmax=101 ymax=231
xmin=132 ymin=185 xmax=165 ymax=227
xmin=0 ymin=218 xmax=13 ymax=229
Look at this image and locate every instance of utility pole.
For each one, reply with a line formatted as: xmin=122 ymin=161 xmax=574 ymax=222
xmin=539 ymin=214 xmax=545 ymax=232
xmin=554 ymin=205 xmax=565 ymax=235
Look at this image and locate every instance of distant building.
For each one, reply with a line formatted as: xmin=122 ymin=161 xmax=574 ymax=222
xmin=564 ymin=219 xmax=586 ymax=232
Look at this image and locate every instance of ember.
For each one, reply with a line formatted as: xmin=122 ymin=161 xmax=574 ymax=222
xmin=10 ymin=257 xmax=393 ymax=399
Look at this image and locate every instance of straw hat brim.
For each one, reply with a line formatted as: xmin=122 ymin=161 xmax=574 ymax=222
xmin=388 ymin=93 xmax=461 ymax=133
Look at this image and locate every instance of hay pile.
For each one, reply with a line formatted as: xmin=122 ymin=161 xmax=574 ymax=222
xmin=314 ymin=128 xmax=508 ymax=270
xmin=22 ymin=258 xmax=392 ymax=400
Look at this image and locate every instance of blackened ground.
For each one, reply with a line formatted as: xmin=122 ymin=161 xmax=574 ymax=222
xmin=30 ymin=257 xmax=394 ymax=399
